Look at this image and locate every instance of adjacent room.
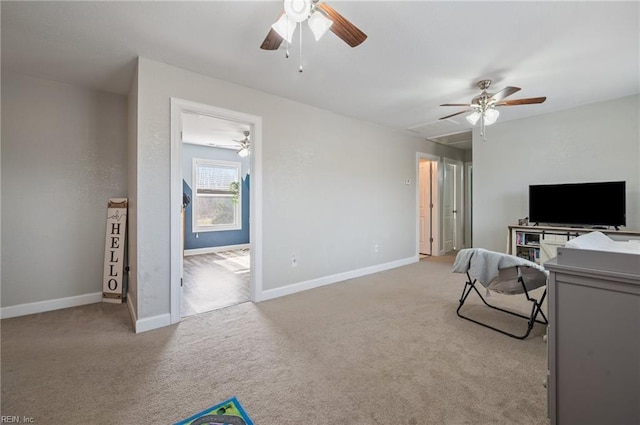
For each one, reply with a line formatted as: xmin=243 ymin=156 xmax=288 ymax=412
xmin=1 ymin=1 xmax=638 ymax=424
xmin=180 ymin=112 xmax=253 ymax=316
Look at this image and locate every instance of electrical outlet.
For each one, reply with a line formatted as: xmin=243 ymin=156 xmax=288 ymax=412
xmin=291 ymin=254 xmax=298 ymax=268
xmin=374 ymin=244 xmax=379 ymax=253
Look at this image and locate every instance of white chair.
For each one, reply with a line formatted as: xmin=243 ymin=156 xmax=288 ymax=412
xmin=452 ymin=248 xmax=549 ymax=339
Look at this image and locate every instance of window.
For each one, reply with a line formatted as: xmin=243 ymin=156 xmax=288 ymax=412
xmin=192 ymin=158 xmax=242 ymax=232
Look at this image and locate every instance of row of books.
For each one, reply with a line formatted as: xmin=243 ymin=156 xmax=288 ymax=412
xmin=517 ymin=247 xmax=540 ymax=262
xmin=516 ymin=232 xmax=540 ymax=246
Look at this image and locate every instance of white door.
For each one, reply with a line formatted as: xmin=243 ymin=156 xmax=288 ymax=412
xmin=464 ymin=162 xmax=472 ymax=249
xmin=419 ymin=161 xmax=431 ymax=255
xmin=443 ymin=162 xmax=456 ymax=252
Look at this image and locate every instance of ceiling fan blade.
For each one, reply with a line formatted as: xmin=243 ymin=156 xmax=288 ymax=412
xmin=261 ymin=28 xmax=284 ymax=50
xmin=318 ymin=3 xmax=367 ymax=47
xmin=260 ymin=11 xmax=285 ymax=50
xmin=440 ymin=110 xmax=471 ymax=120
xmin=495 ymin=96 xmax=547 ymax=106
xmin=440 ymin=103 xmax=472 ymax=107
xmin=490 ymin=86 xmax=521 ymax=102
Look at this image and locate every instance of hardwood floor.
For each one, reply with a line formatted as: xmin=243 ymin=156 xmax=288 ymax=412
xmin=182 ymin=250 xmax=250 ymax=317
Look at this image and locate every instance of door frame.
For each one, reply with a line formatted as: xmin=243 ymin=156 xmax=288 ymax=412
xmin=170 ymin=98 xmax=263 ymax=325
xmin=444 ymin=158 xmax=464 ymax=251
xmin=416 ymin=152 xmax=443 ymax=256
xmin=464 ymin=161 xmax=472 ymax=248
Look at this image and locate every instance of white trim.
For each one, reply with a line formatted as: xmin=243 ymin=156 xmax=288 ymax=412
xmin=0 ymin=292 xmax=103 ymax=319
xmin=184 ymin=243 xmax=250 ymax=256
xmin=170 ymin=99 xmax=184 ymax=325
xmin=135 ymin=313 xmax=172 ymax=333
xmin=171 ymin=98 xmax=263 ymax=325
xmin=257 ymin=256 xmax=418 ymax=302
xmin=127 ymin=296 xmax=137 ymax=328
xmin=464 ymin=161 xmax=473 ymax=248
xmin=128 ymin=293 xmax=170 ymax=333
xmin=444 ymin=158 xmax=465 ymax=251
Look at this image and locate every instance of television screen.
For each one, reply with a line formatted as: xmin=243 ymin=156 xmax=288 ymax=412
xmin=529 ymin=181 xmax=626 ymax=227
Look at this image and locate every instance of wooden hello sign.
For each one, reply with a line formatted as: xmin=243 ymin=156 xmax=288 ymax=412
xmin=103 ymin=198 xmax=128 ymax=303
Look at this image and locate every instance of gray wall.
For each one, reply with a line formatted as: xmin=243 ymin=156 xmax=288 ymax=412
xmin=1 ymin=73 xmax=128 ymax=307
xmin=127 ymin=64 xmax=139 ymax=314
xmin=473 ymin=95 xmax=640 ymax=252
xmin=5 ymin=65 xmax=636 ymax=324
xmin=131 ymin=57 xmax=465 ymax=320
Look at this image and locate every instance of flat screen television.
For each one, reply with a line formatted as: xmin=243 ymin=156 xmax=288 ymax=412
xmin=528 ymin=181 xmax=626 ymax=228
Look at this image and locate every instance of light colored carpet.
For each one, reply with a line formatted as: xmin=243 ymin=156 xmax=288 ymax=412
xmin=1 ymin=256 xmax=549 ymax=424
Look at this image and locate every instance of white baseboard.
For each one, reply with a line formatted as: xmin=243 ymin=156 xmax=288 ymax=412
xmin=1 ymin=256 xmax=416 ymax=328
xmin=126 ymin=295 xmax=137 ymax=328
xmin=184 ymin=243 xmax=250 ymax=256
xmin=125 ymin=296 xmax=170 ymax=333
xmin=134 ymin=312 xmax=172 ymax=333
xmin=257 ymin=256 xmax=418 ymax=302
xmin=0 ymin=292 xmax=103 ymax=319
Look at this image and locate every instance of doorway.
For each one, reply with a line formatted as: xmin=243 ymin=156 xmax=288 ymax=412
xmin=443 ymin=158 xmax=464 ymax=253
xmin=170 ymin=98 xmax=263 ymax=325
xmin=418 ymin=158 xmax=438 ymax=256
xmin=464 ymin=162 xmax=473 ymax=248
xmin=416 ymin=153 xmax=441 ymax=257
xmin=180 ymin=113 xmax=252 ymax=316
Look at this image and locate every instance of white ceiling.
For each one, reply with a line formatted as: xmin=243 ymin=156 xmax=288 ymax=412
xmin=182 ymin=113 xmax=250 ymax=149
xmin=2 ymin=1 xmax=639 ymax=148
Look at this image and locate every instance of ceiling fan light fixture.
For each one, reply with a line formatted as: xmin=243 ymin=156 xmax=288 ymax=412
xmin=466 ymin=111 xmax=481 ymax=125
xmin=308 ymin=10 xmax=333 ymax=41
xmin=440 ymin=79 xmax=546 ymax=128
xmin=483 ymin=108 xmax=500 ymax=125
xmin=284 ymin=0 xmax=311 ymax=22
xmin=237 ymin=146 xmax=250 ymax=158
xmin=272 ymin=14 xmax=297 ymax=43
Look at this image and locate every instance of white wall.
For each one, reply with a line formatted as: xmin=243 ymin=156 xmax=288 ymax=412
xmin=473 ymin=95 xmax=640 ymax=252
xmin=132 ymin=57 xmax=465 ymax=321
xmin=127 ymin=64 xmax=139 ymax=318
xmin=1 ymin=73 xmax=128 ymax=312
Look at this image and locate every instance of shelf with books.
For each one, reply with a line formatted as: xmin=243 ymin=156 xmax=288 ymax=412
xmin=516 ymin=245 xmax=540 ymax=263
xmin=508 ymin=225 xmax=640 ymax=265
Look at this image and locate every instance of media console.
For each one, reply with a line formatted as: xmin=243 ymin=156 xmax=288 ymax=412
xmin=507 ymin=225 xmax=640 ymax=265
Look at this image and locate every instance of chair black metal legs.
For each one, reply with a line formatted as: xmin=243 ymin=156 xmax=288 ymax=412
xmin=457 ymin=272 xmax=548 ymax=339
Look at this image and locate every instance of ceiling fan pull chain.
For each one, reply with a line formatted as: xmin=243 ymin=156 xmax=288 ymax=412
xmin=299 ymin=23 xmax=303 ymax=73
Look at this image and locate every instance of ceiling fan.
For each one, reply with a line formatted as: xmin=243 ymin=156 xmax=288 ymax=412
xmin=260 ymin=0 xmax=367 ymax=71
xmin=234 ymin=131 xmax=250 ymax=158
xmin=440 ymin=80 xmax=547 ymax=140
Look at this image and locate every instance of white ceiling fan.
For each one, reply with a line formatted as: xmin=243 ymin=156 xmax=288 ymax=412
xmin=233 ymin=130 xmax=250 ymax=158
xmin=440 ymin=80 xmax=547 ymax=141
xmin=261 ymin=0 xmax=367 ymax=72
